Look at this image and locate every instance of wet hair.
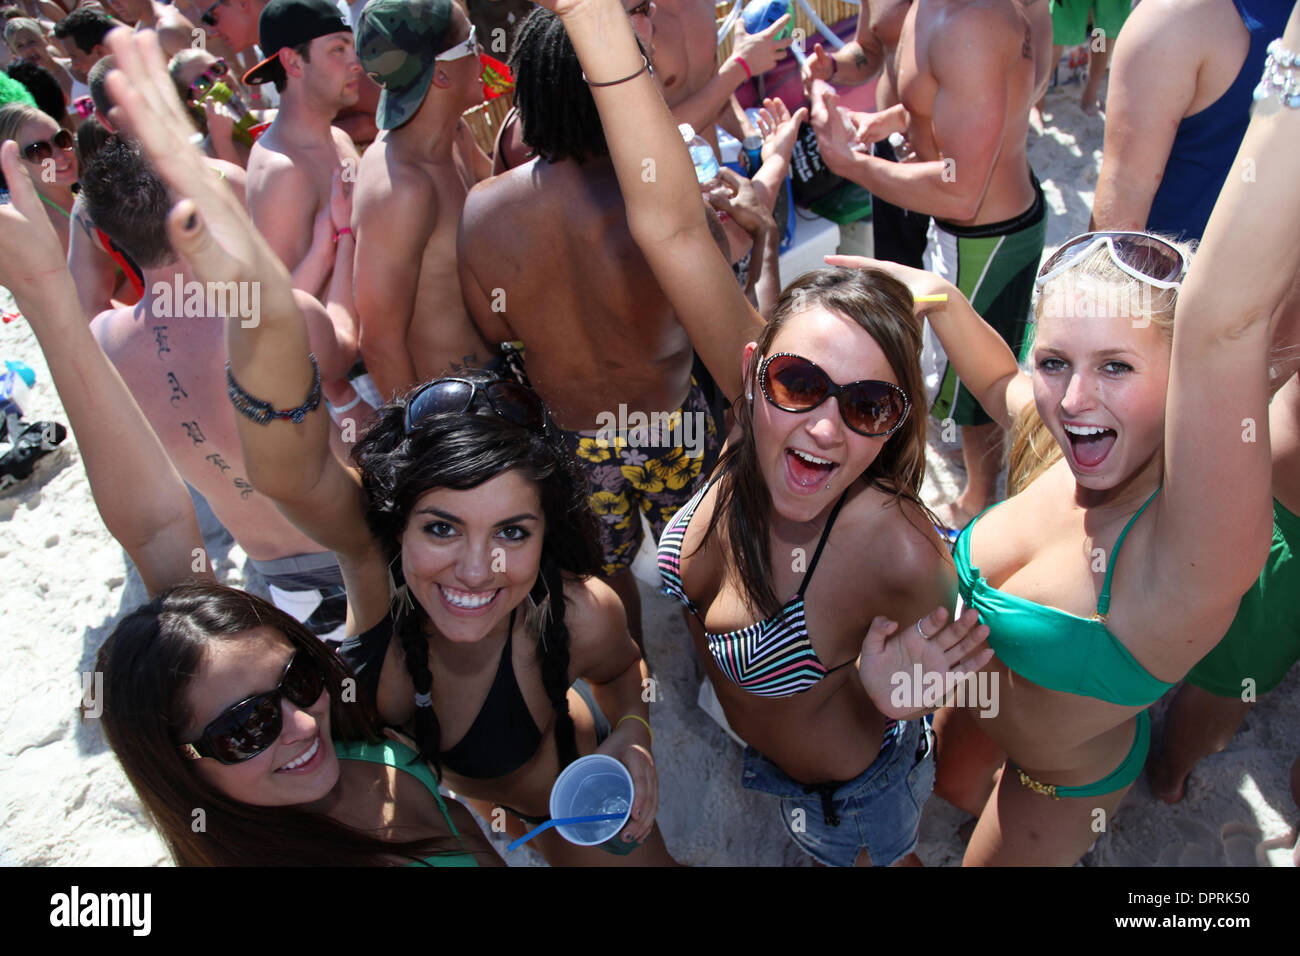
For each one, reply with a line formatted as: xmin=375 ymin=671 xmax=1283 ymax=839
xmin=1008 ymin=235 xmax=1190 ymax=494
xmin=702 ymin=267 xmax=937 ymax=618
xmin=87 ymin=53 xmax=114 ymax=118
xmin=80 ymin=137 xmax=176 ymax=269
xmin=6 ymin=60 xmax=65 ymax=122
xmin=509 ymin=7 xmax=610 ymax=164
xmin=352 ymin=368 xmax=602 ymax=778
xmin=97 ymin=581 xmax=465 ymax=866
xmin=269 ymin=40 xmax=312 ymax=95
xmin=52 ymin=7 xmax=116 ymax=55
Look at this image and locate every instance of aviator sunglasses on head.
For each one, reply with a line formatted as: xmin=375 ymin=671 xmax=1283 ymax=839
xmin=1035 ymin=231 xmax=1186 ymax=290
xmin=177 ymin=651 xmax=326 ymax=764
xmin=758 ymin=353 xmax=911 ymax=438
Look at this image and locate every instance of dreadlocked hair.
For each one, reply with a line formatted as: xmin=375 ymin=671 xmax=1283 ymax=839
xmin=352 ymin=369 xmax=601 ymax=778
xmin=510 ymin=6 xmax=646 ymax=164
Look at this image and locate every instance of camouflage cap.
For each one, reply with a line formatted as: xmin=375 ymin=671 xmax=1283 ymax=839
xmin=355 ymin=0 xmax=456 ymax=130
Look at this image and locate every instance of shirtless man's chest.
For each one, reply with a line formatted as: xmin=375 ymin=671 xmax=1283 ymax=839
xmin=869 ymin=0 xmax=914 ymax=107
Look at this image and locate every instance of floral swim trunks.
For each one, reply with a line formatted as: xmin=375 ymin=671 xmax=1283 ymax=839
xmin=561 ymin=376 xmax=723 ymax=576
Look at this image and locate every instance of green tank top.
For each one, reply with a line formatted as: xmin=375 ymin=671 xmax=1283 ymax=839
xmin=333 ymin=739 xmax=479 ymax=867
xmin=953 ymin=488 xmax=1175 ymax=707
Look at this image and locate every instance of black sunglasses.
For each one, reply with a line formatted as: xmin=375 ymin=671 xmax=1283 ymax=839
xmin=759 ymin=353 xmax=911 ymax=438
xmin=200 ymin=0 xmax=230 ymax=28
xmin=177 ymin=651 xmax=327 ymax=765
xmin=20 ymin=128 xmax=74 ymax=164
xmin=188 ymin=57 xmax=230 ymax=100
xmin=403 ymin=377 xmax=547 ymax=435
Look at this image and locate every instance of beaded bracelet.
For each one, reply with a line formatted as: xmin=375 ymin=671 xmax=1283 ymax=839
xmin=227 ymin=353 xmax=322 ymax=425
xmin=1253 ymin=38 xmax=1300 ymax=109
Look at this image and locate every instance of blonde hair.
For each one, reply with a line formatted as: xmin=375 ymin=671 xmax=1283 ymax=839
xmin=0 ymin=101 xmax=46 ymax=146
xmin=1007 ymin=236 xmax=1188 ymax=495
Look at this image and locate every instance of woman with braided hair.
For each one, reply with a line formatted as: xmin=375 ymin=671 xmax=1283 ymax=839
xmin=91 ymin=28 xmax=669 ymax=867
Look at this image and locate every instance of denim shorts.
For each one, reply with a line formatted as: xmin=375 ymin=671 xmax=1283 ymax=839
xmin=740 ymin=716 xmax=936 ymax=867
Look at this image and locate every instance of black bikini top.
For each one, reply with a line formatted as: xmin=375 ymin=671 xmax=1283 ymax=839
xmin=338 ymin=608 xmax=543 ymax=779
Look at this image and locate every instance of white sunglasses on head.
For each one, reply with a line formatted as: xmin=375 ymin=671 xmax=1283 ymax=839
xmin=436 ymin=24 xmax=477 ymax=62
xmin=1035 ymin=231 xmax=1186 ymax=291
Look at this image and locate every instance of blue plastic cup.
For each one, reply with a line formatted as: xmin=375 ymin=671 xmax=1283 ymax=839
xmin=549 ymin=754 xmax=638 ymax=856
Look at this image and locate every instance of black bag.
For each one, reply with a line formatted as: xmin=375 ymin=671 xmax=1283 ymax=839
xmin=788 ymin=122 xmax=847 ymax=207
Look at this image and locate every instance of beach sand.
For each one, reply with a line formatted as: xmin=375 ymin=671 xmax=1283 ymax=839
xmin=1 ymin=82 xmax=1296 ymax=867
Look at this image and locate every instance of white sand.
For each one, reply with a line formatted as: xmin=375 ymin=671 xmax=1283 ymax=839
xmin=1 ymin=81 xmax=1296 ymax=867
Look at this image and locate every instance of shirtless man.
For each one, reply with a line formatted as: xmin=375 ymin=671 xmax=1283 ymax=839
xmin=810 ymin=0 xmax=1051 ymax=529
xmin=460 ymin=7 xmax=796 ymax=649
xmin=350 ymin=0 xmax=493 ymax=400
xmin=241 ymin=0 xmax=360 ymax=299
xmin=200 ymin=0 xmax=382 ymax=145
xmin=1092 ymin=0 xmax=1293 ymax=243
xmin=81 ymin=137 xmax=360 ymax=641
xmin=102 ymin=0 xmax=198 ymax=56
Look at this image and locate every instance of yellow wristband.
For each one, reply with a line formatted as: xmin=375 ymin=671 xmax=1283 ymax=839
xmin=616 ymin=714 xmax=653 ymax=744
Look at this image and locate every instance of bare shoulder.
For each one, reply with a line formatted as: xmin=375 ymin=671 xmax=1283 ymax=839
xmin=357 ymin=146 xmax=437 ymax=214
xmin=462 ymin=162 xmax=537 ymax=239
xmin=560 ymin=574 xmax=628 ymax=647
xmin=1120 ymin=0 xmax=1224 ymax=48
xmin=927 ymin=1 xmax=1026 ymax=54
xmin=841 ymin=484 xmax=951 ymax=583
xmin=89 ymin=304 xmax=139 ymax=357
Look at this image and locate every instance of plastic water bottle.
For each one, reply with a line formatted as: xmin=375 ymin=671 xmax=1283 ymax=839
xmin=679 ymin=124 xmax=720 ymax=186
xmin=742 ymin=0 xmax=793 ymax=41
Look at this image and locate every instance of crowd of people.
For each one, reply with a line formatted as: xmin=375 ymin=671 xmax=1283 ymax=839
xmin=1 ymin=0 xmax=1298 ymax=867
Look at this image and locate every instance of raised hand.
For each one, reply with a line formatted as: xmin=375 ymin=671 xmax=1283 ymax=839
xmin=756 ymin=96 xmax=807 ymax=166
xmin=825 ymin=253 xmax=954 ymax=311
xmin=706 ymin=167 xmax=774 ymax=237
xmin=102 ymin=27 xmax=297 ymax=325
xmin=802 ymin=41 xmax=835 ymax=84
xmin=732 ymin=14 xmax=793 ymax=77
xmin=858 ymin=606 xmax=993 ymax=720
xmin=0 ymin=141 xmax=75 ymax=312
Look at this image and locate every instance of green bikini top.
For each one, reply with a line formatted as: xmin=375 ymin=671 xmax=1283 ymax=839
xmin=953 ymin=488 xmax=1174 ymax=708
xmin=333 ymin=738 xmax=478 ymax=867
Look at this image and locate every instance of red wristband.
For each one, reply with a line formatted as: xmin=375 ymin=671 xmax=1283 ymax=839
xmin=333 ymin=227 xmax=353 ymax=243
xmin=733 ymin=55 xmax=753 ymax=80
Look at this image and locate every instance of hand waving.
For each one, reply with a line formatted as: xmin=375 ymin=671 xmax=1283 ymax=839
xmin=0 ymin=141 xmax=76 ymax=315
xmin=858 ymin=606 xmax=993 ymax=720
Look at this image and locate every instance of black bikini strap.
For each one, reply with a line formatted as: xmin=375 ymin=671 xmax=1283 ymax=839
xmin=798 ymin=490 xmax=852 ymax=598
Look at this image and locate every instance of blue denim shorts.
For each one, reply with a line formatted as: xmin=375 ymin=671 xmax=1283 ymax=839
xmin=740 ymin=716 xmax=936 ymax=867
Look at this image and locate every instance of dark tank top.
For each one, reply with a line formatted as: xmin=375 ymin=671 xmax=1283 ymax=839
xmin=1146 ymin=0 xmax=1294 ymax=242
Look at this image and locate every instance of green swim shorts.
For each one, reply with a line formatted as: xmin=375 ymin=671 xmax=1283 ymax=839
xmin=1049 ymin=0 xmax=1132 ymax=47
xmin=1185 ymin=499 xmax=1300 ymax=698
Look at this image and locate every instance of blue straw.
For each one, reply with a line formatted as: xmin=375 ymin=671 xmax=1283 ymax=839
xmin=505 ymin=812 xmax=625 ymax=852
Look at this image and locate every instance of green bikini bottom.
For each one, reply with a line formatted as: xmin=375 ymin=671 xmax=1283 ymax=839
xmin=1013 ymin=710 xmax=1150 ymax=800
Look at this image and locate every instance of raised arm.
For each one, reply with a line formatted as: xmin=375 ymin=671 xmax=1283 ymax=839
xmin=825 ymin=254 xmax=1032 ymax=429
xmin=1154 ymin=7 xmax=1300 ymax=606
xmin=543 ymin=0 xmax=766 ymax=402
xmin=0 ymin=140 xmax=210 ymax=596
xmin=104 ymin=28 xmax=392 ymax=632
xmin=1090 ymin=0 xmax=1197 ymax=231
xmin=801 ymin=16 xmax=886 ymax=87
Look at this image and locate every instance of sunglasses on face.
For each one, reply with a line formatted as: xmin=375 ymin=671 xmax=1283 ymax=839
xmin=403 ymin=377 xmax=547 ymax=435
xmin=200 ymin=0 xmax=230 ymax=28
xmin=435 ymin=24 xmax=478 ymax=62
xmin=758 ymin=353 xmax=911 ymax=438
xmin=188 ymin=58 xmax=230 ymax=100
xmin=627 ymin=0 xmax=652 ymax=16
xmin=178 ymin=651 xmax=327 ymax=765
xmin=19 ymin=128 xmax=73 ymax=164
xmin=1035 ymin=231 xmax=1186 ymax=290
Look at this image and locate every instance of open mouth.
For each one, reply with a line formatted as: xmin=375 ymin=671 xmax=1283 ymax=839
xmin=1063 ymin=423 xmax=1117 ymax=469
xmin=438 ymin=585 xmax=501 ymax=613
xmin=785 ymin=447 xmax=838 ymax=491
xmin=277 ymin=736 xmax=320 ymax=773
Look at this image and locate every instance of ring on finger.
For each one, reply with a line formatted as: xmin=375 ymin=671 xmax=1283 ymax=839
xmin=915 ymin=620 xmax=932 ymax=640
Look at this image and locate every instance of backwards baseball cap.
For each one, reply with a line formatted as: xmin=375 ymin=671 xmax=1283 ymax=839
xmin=355 ymin=0 xmax=456 ymax=130
xmin=243 ymin=0 xmax=351 ymax=86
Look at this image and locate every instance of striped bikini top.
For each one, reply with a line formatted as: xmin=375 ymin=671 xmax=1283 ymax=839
xmin=657 ymin=480 xmax=857 ymax=698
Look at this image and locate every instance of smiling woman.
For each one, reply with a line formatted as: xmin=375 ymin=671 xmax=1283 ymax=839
xmin=0 ymin=102 xmax=79 ymax=253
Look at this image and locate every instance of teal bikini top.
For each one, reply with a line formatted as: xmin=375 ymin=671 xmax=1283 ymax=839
xmin=953 ymin=489 xmax=1174 ymax=708
xmin=333 ymin=738 xmax=478 ymax=867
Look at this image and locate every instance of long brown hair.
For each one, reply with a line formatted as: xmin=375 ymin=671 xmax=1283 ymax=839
xmin=97 ymin=582 xmax=467 ymax=866
xmin=702 ymin=267 xmax=936 ymax=617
